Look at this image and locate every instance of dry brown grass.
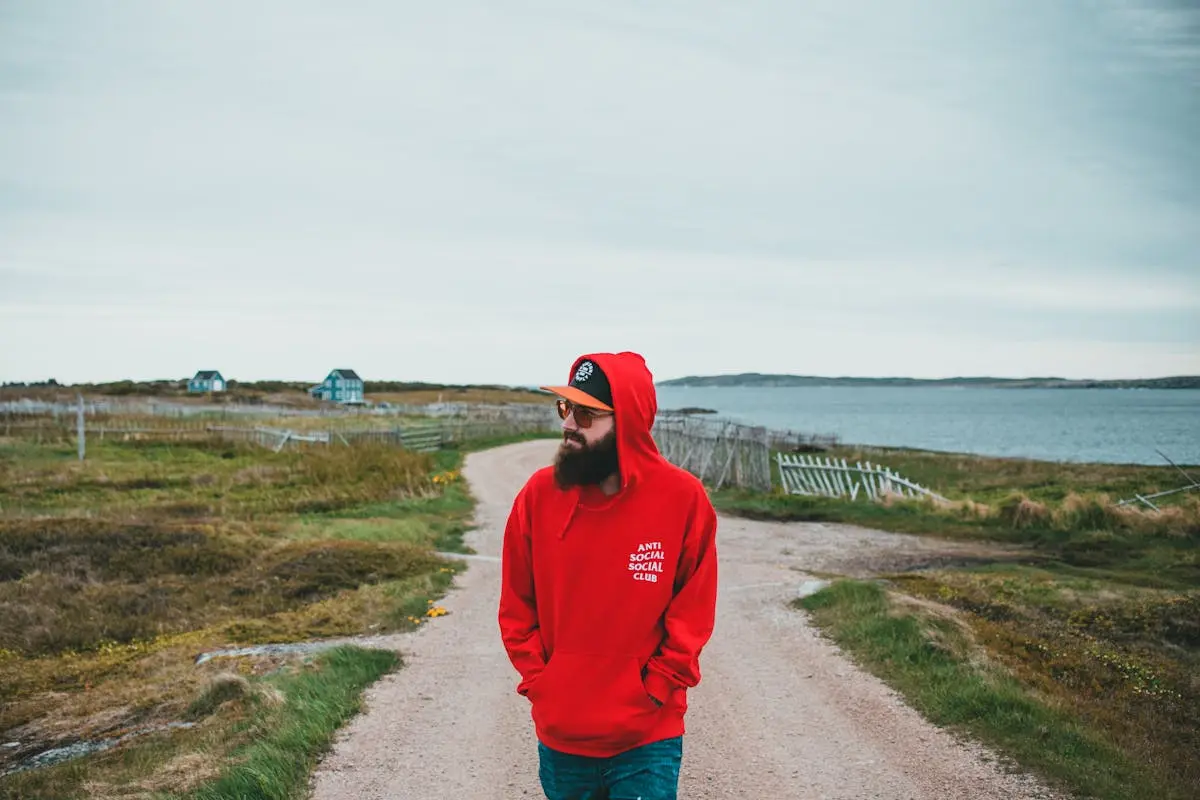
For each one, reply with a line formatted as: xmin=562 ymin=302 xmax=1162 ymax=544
xmin=887 ymin=591 xmax=980 ymax=659
xmin=0 ymin=434 xmax=471 ymax=794
xmin=950 ymin=498 xmax=994 ymax=521
xmin=0 ymin=520 xmax=442 ymax=670
xmin=369 ymin=387 xmax=545 ymax=405
xmin=996 ymin=494 xmax=1053 ymax=529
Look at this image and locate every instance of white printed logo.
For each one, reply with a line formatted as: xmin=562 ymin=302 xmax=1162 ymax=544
xmin=574 ymin=361 xmax=595 ymax=383
xmin=628 ymin=540 xmax=665 ymax=583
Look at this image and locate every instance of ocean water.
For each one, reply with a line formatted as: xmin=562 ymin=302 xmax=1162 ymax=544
xmin=653 ymin=386 xmax=1200 ymax=465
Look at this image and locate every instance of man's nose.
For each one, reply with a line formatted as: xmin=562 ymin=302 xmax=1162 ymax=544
xmin=561 ymin=411 xmax=580 ymax=432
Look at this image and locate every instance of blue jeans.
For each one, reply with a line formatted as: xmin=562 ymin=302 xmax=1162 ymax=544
xmin=537 ymin=737 xmax=683 ymax=800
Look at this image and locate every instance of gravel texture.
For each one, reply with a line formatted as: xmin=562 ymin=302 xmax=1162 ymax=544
xmin=309 ymin=439 xmax=1061 ymax=800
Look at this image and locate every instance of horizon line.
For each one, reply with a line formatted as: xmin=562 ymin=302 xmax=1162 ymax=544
xmin=3 ymin=373 xmax=1200 ymax=387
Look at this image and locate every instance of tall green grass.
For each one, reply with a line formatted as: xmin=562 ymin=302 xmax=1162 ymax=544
xmin=798 ymin=580 xmax=1174 ymax=800
xmin=182 ymin=646 xmax=397 ymax=800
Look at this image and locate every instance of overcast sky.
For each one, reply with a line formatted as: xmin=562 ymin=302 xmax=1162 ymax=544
xmin=2 ymin=1 xmax=1198 ymax=385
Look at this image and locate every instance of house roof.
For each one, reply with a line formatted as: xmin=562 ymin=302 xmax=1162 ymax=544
xmin=331 ymin=369 xmax=362 ymax=381
xmin=193 ymin=370 xmax=222 ymax=380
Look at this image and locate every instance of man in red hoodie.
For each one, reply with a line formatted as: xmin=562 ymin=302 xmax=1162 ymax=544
xmin=498 ymin=352 xmax=719 ymax=800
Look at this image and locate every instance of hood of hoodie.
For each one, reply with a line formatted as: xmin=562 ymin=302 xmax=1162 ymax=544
xmin=569 ymin=351 xmax=665 ymax=492
xmin=550 ymin=351 xmax=666 ymax=538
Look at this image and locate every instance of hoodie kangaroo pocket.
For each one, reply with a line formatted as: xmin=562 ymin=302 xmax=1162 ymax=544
xmin=528 ymin=652 xmax=659 ymax=745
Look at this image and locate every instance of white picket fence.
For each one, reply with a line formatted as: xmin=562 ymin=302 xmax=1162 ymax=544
xmin=777 ymin=453 xmax=947 ymax=503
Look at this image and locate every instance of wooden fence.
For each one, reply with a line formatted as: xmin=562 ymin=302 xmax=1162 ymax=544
xmin=209 ymin=417 xmax=557 ymax=453
xmin=1 ymin=417 xmax=219 ymax=442
xmin=334 ymin=419 xmax=553 ymax=451
xmin=1 ymin=399 xmax=321 ymax=419
xmin=777 ymin=453 xmax=947 ymax=503
xmin=208 ymin=426 xmax=331 ymax=452
xmin=3 ymin=409 xmax=557 ymax=454
xmin=0 ymin=398 xmax=561 ymax=424
xmin=652 ymin=416 xmax=772 ymax=491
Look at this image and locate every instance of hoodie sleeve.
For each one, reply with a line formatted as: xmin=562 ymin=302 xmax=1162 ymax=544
xmin=643 ymin=489 xmax=718 ymax=703
xmin=498 ymin=484 xmax=547 ymax=695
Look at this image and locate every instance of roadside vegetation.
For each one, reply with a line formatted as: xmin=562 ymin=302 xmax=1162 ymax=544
xmin=0 ymin=378 xmax=545 ymax=408
xmin=0 ymin=423 xmax=481 ymax=798
xmin=716 ymin=445 xmax=1199 ymax=800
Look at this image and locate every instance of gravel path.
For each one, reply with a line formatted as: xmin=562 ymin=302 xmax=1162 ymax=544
xmin=309 ymin=440 xmax=1060 ymax=799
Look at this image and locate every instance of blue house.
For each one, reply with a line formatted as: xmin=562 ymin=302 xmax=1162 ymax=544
xmin=188 ymin=370 xmax=226 ymax=393
xmin=310 ymin=369 xmax=364 ymax=404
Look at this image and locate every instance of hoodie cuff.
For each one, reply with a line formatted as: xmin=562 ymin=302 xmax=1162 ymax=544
xmin=643 ymin=668 xmax=675 ymax=705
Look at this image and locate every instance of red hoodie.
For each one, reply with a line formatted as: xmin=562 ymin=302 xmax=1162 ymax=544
xmin=498 ymin=352 xmax=719 ymax=757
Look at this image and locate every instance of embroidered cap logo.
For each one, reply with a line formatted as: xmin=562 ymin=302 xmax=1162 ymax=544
xmin=574 ymin=361 xmax=596 ymax=383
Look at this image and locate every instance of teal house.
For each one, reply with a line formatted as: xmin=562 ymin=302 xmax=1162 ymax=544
xmin=188 ymin=370 xmax=226 ymax=393
xmin=310 ymin=369 xmax=364 ymax=404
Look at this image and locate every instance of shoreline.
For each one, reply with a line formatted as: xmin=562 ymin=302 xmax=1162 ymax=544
xmin=656 ymin=376 xmax=1200 ymax=390
xmin=653 ymin=386 xmax=1199 ymax=468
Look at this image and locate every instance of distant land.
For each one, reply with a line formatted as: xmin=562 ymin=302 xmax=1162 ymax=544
xmin=656 ymin=374 xmax=1200 ymax=390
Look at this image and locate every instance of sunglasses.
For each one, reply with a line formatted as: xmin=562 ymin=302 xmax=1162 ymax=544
xmin=556 ymin=398 xmax=613 ymax=428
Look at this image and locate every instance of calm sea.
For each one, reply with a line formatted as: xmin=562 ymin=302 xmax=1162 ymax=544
xmin=653 ymin=386 xmax=1200 ymax=466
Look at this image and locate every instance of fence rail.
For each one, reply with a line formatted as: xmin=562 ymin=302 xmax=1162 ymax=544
xmin=777 ymin=453 xmax=947 ymax=503
xmin=208 ymin=426 xmax=331 ymax=452
xmin=6 ymin=398 xmax=862 ymax=496
xmin=4 ymin=408 xmax=557 ymax=454
xmin=206 ymin=418 xmax=557 ymax=453
xmin=0 ymin=398 xmax=561 ymax=423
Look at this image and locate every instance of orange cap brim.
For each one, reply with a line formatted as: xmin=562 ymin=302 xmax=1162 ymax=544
xmin=539 ymin=385 xmax=614 ymax=412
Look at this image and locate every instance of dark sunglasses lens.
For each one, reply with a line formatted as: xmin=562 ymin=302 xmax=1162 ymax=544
xmin=556 ymin=399 xmax=596 ymax=427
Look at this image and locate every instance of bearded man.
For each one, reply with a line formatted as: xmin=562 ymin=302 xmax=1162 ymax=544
xmin=498 ymin=352 xmax=719 ymax=800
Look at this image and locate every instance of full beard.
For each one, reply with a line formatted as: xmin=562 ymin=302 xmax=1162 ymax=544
xmin=554 ymin=429 xmax=619 ymax=489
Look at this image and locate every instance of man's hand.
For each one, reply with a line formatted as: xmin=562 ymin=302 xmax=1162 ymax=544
xmin=642 ymin=664 xmax=664 ymax=707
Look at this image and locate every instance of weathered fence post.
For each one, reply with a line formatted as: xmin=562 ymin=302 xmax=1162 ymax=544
xmin=76 ymin=393 xmax=85 ymax=461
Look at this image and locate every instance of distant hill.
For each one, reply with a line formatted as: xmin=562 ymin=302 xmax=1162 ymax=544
xmin=656 ymin=373 xmax=1200 ymax=390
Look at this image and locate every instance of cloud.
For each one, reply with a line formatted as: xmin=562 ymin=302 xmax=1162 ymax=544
xmin=1 ymin=0 xmax=1197 ymax=383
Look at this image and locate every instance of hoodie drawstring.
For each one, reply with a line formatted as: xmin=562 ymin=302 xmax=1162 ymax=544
xmin=558 ymin=487 xmax=581 ymax=539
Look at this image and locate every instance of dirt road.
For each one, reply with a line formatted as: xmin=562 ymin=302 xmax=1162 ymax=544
xmin=310 ymin=440 xmax=1057 ymax=799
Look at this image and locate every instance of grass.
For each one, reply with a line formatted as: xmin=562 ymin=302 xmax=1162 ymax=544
xmin=0 ymin=380 xmax=544 ymax=408
xmin=884 ymin=568 xmax=1199 ymax=796
xmin=1 ymin=647 xmax=399 ymax=800
xmin=735 ymin=445 xmax=1200 ymax=799
xmin=368 ymin=386 xmax=546 ymax=405
xmin=797 ymin=581 xmax=1169 ymax=800
xmin=183 ymin=646 xmax=398 ymax=800
xmin=0 ymin=436 xmax=444 ymax=519
xmin=0 ymin=425 xmax=484 ymax=797
xmin=820 ymin=444 xmax=1194 ymax=506
xmin=713 ymin=450 xmax=1200 ymax=589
